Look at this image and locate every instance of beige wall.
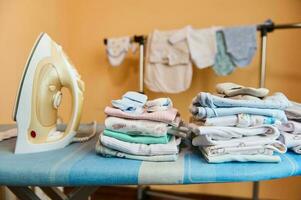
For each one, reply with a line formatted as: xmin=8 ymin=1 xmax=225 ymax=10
xmin=1 ymin=0 xmax=301 ymax=199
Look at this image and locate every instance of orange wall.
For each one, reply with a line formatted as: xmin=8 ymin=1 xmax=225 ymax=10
xmin=1 ymin=0 xmax=301 ymax=199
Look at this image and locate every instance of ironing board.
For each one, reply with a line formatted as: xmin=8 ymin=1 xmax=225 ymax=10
xmin=1 ymin=125 xmax=301 ymax=200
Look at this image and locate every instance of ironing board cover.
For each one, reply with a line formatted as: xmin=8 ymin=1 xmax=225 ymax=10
xmin=0 ymin=125 xmax=300 ymax=186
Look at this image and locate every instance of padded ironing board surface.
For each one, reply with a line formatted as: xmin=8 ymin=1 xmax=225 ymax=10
xmin=0 ymin=124 xmax=300 ymax=186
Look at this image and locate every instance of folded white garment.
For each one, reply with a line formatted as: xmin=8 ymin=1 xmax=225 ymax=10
xmin=278 ymin=120 xmax=301 ymax=134
xmin=95 ymin=141 xmax=177 ymax=162
xmin=216 ymin=82 xmax=269 ymax=98
xmin=285 ymin=101 xmax=301 ymax=121
xmin=202 ymin=141 xmax=286 ymax=157
xmin=203 ymin=114 xmax=279 ymax=127
xmin=192 ymin=132 xmax=280 ymax=147
xmin=105 ymin=116 xmax=169 ymax=137
xmin=100 ymin=134 xmax=180 ymax=156
xmin=145 ymin=98 xmax=173 ymax=112
xmin=200 ymin=148 xmax=281 ymax=163
xmin=192 ymin=125 xmax=279 ymax=141
xmin=292 ymin=145 xmax=301 ymax=154
xmin=279 ymin=132 xmax=301 ymax=148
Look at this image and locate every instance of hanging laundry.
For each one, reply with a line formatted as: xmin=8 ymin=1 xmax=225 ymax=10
xmin=213 ymin=31 xmax=236 ymax=76
xmin=169 ymin=26 xmax=219 ymax=69
xmin=105 ymin=36 xmax=131 ymax=67
xmin=144 ymin=30 xmax=192 ymax=93
xmin=222 ymin=25 xmax=257 ymax=67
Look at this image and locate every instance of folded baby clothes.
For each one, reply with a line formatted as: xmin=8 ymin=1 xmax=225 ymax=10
xmin=216 ymin=82 xmax=269 ymax=98
xmin=189 ymin=83 xmax=289 ymax=163
xmin=145 ymin=30 xmax=192 ymax=93
xmin=145 ymin=98 xmax=173 ymax=112
xmin=222 ymin=25 xmax=257 ymax=67
xmin=103 ymin=129 xmax=170 ymax=144
xmin=95 ymin=141 xmax=178 ymax=162
xmin=98 ymin=93 xmax=187 ymax=162
xmin=111 ymin=91 xmax=147 ymax=114
xmin=191 ymin=106 xmax=287 ymax=122
xmin=192 ymin=92 xmax=291 ymax=110
xmin=106 ymin=36 xmax=131 ymax=67
xmin=169 ymin=26 xmax=219 ymax=69
xmin=213 ymin=31 xmax=236 ymax=76
xmin=203 ymin=114 xmax=278 ymax=127
xmin=104 ymin=106 xmax=180 ymax=126
xmin=105 ymin=116 xmax=169 ymax=137
xmin=100 ymin=134 xmax=179 ymax=156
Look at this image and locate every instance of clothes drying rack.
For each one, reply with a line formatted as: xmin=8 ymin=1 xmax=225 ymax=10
xmin=104 ymin=19 xmax=301 ymax=92
xmin=102 ymin=20 xmax=301 ymax=200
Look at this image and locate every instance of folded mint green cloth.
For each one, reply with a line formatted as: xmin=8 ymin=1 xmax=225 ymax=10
xmin=103 ymin=129 xmax=171 ymax=144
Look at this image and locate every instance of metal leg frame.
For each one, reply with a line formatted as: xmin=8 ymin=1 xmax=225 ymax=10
xmin=7 ymin=186 xmax=98 ymax=200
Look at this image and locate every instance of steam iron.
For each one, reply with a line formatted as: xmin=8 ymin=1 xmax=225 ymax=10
xmin=12 ymin=33 xmax=85 ymax=154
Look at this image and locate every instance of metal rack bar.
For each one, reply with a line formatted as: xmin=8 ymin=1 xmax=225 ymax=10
xmin=257 ymin=20 xmax=301 ymax=88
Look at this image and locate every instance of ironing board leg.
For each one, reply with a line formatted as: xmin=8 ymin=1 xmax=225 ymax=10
xmin=67 ymin=186 xmax=98 ymax=200
xmin=8 ymin=186 xmax=98 ymax=200
xmin=40 ymin=187 xmax=68 ymax=200
xmin=252 ymin=181 xmax=260 ymax=200
xmin=7 ymin=186 xmax=41 ymax=200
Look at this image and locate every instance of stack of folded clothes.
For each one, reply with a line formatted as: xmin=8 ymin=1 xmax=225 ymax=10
xmin=278 ymin=101 xmax=301 ymax=154
xmin=96 ymin=91 xmax=188 ymax=162
xmin=189 ymin=82 xmax=290 ymax=163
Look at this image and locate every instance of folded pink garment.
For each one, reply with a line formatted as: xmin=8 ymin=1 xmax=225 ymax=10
xmin=278 ymin=120 xmax=301 ymax=134
xmin=104 ymin=106 xmax=180 ymax=126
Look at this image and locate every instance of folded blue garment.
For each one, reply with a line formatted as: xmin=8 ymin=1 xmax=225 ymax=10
xmin=193 ymin=106 xmax=287 ymax=122
xmin=111 ymin=91 xmax=148 ymax=114
xmin=194 ymin=92 xmax=291 ymax=110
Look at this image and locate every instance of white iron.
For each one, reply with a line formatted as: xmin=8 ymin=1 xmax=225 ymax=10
xmin=12 ymin=33 xmax=85 ymax=154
